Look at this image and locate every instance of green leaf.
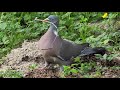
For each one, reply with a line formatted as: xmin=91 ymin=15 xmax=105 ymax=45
xmin=103 ymin=54 xmax=107 ymax=60
xmin=0 ymin=22 xmax=7 ymax=30
xmin=29 ymin=63 xmax=38 ymax=70
xmin=103 ymin=39 xmax=109 ymax=45
xmin=74 ymin=57 xmax=81 ymax=63
xmin=63 ymin=65 xmax=71 ymax=71
xmin=70 ymin=69 xmax=78 ymax=74
xmin=2 ymin=36 xmax=9 ymax=44
xmin=0 ymin=31 xmax=3 ymax=36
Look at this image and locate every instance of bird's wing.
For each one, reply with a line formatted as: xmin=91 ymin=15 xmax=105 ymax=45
xmin=59 ymin=39 xmax=89 ymax=61
xmin=79 ymin=47 xmax=106 ymax=56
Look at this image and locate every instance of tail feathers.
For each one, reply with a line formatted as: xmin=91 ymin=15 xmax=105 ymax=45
xmin=79 ymin=47 xmax=106 ymax=56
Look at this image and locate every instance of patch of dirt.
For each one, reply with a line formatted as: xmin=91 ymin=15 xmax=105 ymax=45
xmin=101 ymin=68 xmax=120 ymax=78
xmin=80 ymin=55 xmax=120 ymax=67
xmin=0 ymin=40 xmax=60 ymax=77
xmin=25 ymin=66 xmax=60 ymax=78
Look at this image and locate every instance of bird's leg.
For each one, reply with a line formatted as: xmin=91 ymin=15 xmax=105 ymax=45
xmin=38 ymin=60 xmax=48 ymax=71
xmin=56 ymin=55 xmax=65 ymax=61
xmin=58 ymin=65 xmax=65 ymax=77
xmin=59 ymin=66 xmax=64 ymax=72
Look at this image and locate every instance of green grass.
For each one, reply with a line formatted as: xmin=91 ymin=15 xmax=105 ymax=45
xmin=0 ymin=12 xmax=120 ymax=78
xmin=0 ymin=69 xmax=23 ymax=78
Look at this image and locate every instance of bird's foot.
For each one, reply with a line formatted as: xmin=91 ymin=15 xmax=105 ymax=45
xmin=38 ymin=61 xmax=48 ymax=71
xmin=59 ymin=66 xmax=64 ymax=72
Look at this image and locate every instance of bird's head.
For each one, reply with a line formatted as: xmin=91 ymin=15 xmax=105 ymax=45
xmin=41 ymin=15 xmax=59 ymax=28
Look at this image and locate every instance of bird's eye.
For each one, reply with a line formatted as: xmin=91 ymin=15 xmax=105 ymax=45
xmin=51 ymin=18 xmax=54 ymax=21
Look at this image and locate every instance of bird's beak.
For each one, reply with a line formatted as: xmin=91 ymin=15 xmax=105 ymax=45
xmin=41 ymin=18 xmax=49 ymax=22
xmin=34 ymin=17 xmax=49 ymax=23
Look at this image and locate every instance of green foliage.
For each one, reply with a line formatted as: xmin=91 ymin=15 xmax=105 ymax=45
xmin=29 ymin=63 xmax=38 ymax=70
xmin=0 ymin=70 xmax=23 ymax=78
xmin=96 ymin=53 xmax=119 ymax=61
xmin=63 ymin=57 xmax=97 ymax=77
xmin=63 ymin=65 xmax=79 ymax=77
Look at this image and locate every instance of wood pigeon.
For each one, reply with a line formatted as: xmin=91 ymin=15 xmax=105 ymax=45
xmin=36 ymin=15 xmax=106 ymax=67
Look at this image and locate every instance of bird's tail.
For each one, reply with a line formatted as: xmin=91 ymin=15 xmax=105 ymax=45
xmin=79 ymin=47 xmax=106 ymax=56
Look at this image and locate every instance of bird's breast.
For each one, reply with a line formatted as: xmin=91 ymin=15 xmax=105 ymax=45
xmin=38 ymin=30 xmax=62 ymax=57
xmin=38 ymin=31 xmax=56 ymax=49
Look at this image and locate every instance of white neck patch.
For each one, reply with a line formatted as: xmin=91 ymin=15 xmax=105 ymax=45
xmin=54 ymin=30 xmax=58 ymax=36
xmin=49 ymin=22 xmax=58 ymax=36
